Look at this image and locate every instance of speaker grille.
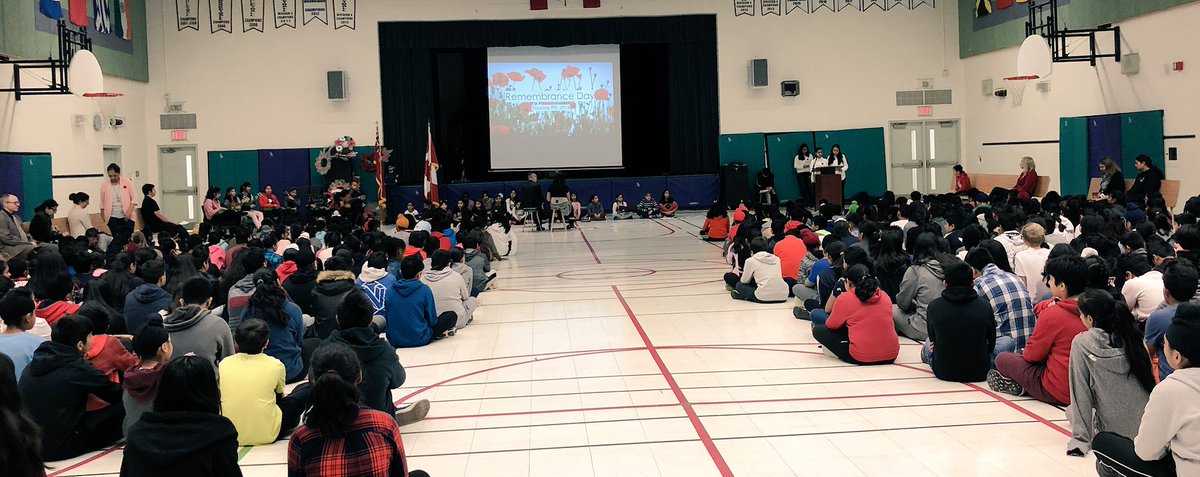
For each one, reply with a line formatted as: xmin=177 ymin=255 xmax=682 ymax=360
xmin=750 ymin=59 xmax=768 ymax=88
xmin=159 ymin=113 xmax=197 ymax=130
xmin=896 ymin=90 xmax=925 ymax=106
xmin=924 ymin=89 xmax=953 ymax=105
xmin=327 ymin=71 xmax=347 ymax=100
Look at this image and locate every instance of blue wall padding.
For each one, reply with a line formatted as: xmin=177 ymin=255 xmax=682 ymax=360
xmin=610 ymin=177 xmax=668 ymax=204
xmin=258 ymin=149 xmax=312 ymax=196
xmin=0 ymin=154 xmax=25 ymax=219
xmin=1088 ymin=114 xmax=1122 ymax=179
xmin=667 ymin=174 xmax=720 ymax=208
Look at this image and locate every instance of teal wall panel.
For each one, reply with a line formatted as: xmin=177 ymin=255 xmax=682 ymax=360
xmin=765 ymin=132 xmax=816 ymax=202
xmin=20 ymin=154 xmax=53 ymax=221
xmin=813 ymin=128 xmax=887 ymax=198
xmin=1059 ymin=117 xmax=1090 ymax=197
xmin=1120 ymin=111 xmax=1166 ymax=174
xmin=207 ymin=150 xmax=260 ymax=194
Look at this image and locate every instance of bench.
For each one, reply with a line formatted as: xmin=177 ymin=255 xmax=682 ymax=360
xmin=970 ymin=173 xmax=1051 ymax=198
xmin=22 ymin=211 xmax=134 ymax=236
xmin=1088 ymin=178 xmax=1181 ymax=210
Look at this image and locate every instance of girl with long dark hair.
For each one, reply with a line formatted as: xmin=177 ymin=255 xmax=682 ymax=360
xmin=244 ymin=269 xmax=314 ymax=383
xmin=812 ymin=264 xmax=899 ymax=365
xmin=873 ymin=228 xmax=909 ymax=300
xmin=0 ymin=352 xmax=43 ymax=477
xmin=793 ymin=143 xmax=814 ymax=202
xmin=1066 ymin=289 xmax=1156 ymax=456
xmin=287 ymin=344 xmax=426 ymax=477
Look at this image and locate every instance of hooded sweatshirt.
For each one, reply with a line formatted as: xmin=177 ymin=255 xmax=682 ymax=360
xmin=35 ymin=300 xmax=80 ymax=327
xmin=487 ymin=223 xmax=513 ymax=256
xmin=124 ymin=284 xmax=172 ymax=336
xmin=1026 ymin=298 xmax=1088 ymax=405
xmin=825 ymin=290 xmax=900 ymax=364
xmin=323 ymin=327 xmax=406 ymax=414
xmin=421 ymin=267 xmax=475 ymax=328
xmin=121 ymin=411 xmax=243 ymax=477
xmin=122 ymin=363 xmax=166 ymax=434
xmin=357 ymin=264 xmax=397 ymax=317
xmin=464 ymin=248 xmax=491 ymax=293
xmin=384 ymin=278 xmax=439 ymax=348
xmin=310 ymin=271 xmax=358 ymax=340
xmin=19 ymin=341 xmax=123 ymax=461
xmin=1134 ymin=367 xmax=1200 ymax=475
xmin=224 ymin=275 xmax=257 ymax=331
xmin=282 ymin=267 xmax=320 ymax=315
xmin=1066 ymin=328 xmax=1152 ymax=454
xmin=926 ymin=286 xmax=996 ymax=383
xmin=274 ymin=261 xmax=298 ymax=285
xmin=452 ymin=262 xmax=474 ymax=291
xmin=738 ymin=251 xmax=789 ymax=302
xmin=895 ymin=258 xmax=946 ymax=334
xmin=164 ymin=305 xmax=234 ymax=370
xmin=84 ymin=334 xmax=140 ymax=411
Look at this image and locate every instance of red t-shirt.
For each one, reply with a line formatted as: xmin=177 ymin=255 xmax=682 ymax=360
xmin=772 ymin=235 xmax=808 ymax=280
xmin=701 ymin=217 xmax=730 ymax=240
xmin=954 ymin=173 xmax=972 ymax=193
xmin=1025 ymin=298 xmax=1087 ymax=405
xmin=825 ymin=290 xmax=900 ymax=363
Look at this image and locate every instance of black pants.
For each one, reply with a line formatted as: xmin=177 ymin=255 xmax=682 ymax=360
xmin=812 ymin=324 xmax=894 ymax=366
xmin=277 ymin=383 xmax=312 ymax=441
xmin=44 ymin=403 xmax=126 ymax=461
xmin=1093 ymin=432 xmax=1176 ymax=477
xmin=287 ymin=337 xmax=324 ymax=384
xmin=796 ymin=172 xmax=813 ymax=205
xmin=723 ymin=273 xmax=740 ymax=286
xmin=433 ymin=311 xmax=457 ymax=338
xmin=106 ymin=217 xmax=134 ymax=259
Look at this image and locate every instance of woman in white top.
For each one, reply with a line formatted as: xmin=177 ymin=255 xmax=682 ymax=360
xmin=793 ymin=143 xmax=814 ymax=203
xmin=827 ymin=144 xmax=850 ymax=179
xmin=66 ymin=192 xmax=92 ymax=238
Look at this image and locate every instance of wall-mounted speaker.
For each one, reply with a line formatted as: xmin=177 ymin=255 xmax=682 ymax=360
xmin=780 ymin=80 xmax=799 ymax=97
xmin=749 ymin=59 xmax=768 ymax=88
xmin=327 ymin=70 xmax=348 ymax=101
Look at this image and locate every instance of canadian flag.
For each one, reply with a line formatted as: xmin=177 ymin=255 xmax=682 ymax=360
xmin=424 ymin=124 xmax=439 ymax=203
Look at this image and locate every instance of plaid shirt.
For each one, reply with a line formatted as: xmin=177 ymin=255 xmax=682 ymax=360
xmin=973 ymin=264 xmax=1037 ymax=348
xmin=288 ymin=408 xmax=408 ymax=477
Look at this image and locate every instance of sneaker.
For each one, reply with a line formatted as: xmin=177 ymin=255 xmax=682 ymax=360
xmin=730 ymin=290 xmax=742 ymax=300
xmin=725 ymin=284 xmax=735 ymax=292
xmin=793 ymin=307 xmax=811 ymax=320
xmin=394 ymin=399 xmax=431 ymax=427
xmin=986 ymin=369 xmax=1025 ymax=396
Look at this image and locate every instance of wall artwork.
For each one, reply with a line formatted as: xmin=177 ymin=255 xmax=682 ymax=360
xmin=209 ymin=0 xmax=233 ymax=33
xmin=333 ymin=0 xmax=355 ymax=30
xmin=242 ymin=0 xmax=265 ymax=32
xmin=761 ymin=0 xmax=782 ymax=15
xmin=302 ymin=0 xmax=328 ymax=25
xmin=274 ymin=0 xmax=297 ymax=28
xmin=741 ymin=0 xmax=934 ymax=14
xmin=177 ymin=0 xmax=200 ymax=30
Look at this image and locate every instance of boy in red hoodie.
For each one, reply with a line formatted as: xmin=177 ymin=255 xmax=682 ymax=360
xmin=988 ymin=255 xmax=1088 ymax=406
xmin=79 ymin=302 xmax=140 ymax=411
xmin=34 ymin=272 xmax=80 ymax=326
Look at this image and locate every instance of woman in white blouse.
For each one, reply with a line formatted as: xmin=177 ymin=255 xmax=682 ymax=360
xmin=793 ymin=143 xmax=814 ymax=203
xmin=66 ymin=192 xmax=92 ymax=238
xmin=812 ymin=144 xmax=850 ymax=199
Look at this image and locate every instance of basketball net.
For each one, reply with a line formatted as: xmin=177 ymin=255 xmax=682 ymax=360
xmin=83 ymin=92 xmax=123 ymax=128
xmin=1004 ymin=75 xmax=1037 ymax=107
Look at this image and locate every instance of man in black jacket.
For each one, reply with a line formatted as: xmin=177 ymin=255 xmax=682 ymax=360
xmin=923 ymin=259 xmax=997 ymax=383
xmin=519 ymin=172 xmax=545 ymax=231
xmin=319 ymin=290 xmax=430 ymax=426
xmin=20 ymin=315 xmax=125 ymax=460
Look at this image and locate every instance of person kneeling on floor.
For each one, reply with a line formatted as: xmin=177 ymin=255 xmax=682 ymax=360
xmin=730 ymin=237 xmax=789 ymax=303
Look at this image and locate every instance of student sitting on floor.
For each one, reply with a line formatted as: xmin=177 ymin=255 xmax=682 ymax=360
xmin=658 ymin=190 xmax=679 ymax=218
xmin=461 ymin=237 xmax=495 ymax=297
xmin=122 ymin=355 xmax=243 ymax=477
xmin=34 ymin=272 xmax=79 ymax=328
xmin=612 ymin=194 xmax=635 ymax=220
xmin=243 ymin=269 xmax=319 ymax=384
xmin=0 ymin=352 xmax=43 ymax=477
xmin=772 ymin=224 xmax=808 ymax=291
xmin=793 ymin=237 xmax=844 ymax=309
xmin=383 ymin=256 xmax=457 ymax=348
xmin=1066 ymin=289 xmax=1156 ymax=457
xmin=699 ymin=203 xmax=729 ymax=242
xmin=122 ymin=319 xmax=172 ymax=434
xmin=0 ymin=288 xmax=43 ymax=381
xmin=922 ymin=258 xmax=996 ymax=383
xmin=163 ymin=277 xmax=234 ymax=371
xmin=812 ymin=264 xmax=900 ymax=366
xmin=20 ymin=315 xmax=125 ymax=461
xmin=287 ymin=344 xmax=429 ymax=477
xmin=1093 ymin=303 xmax=1200 ymax=477
xmin=893 ymin=233 xmax=944 ymax=342
xmin=586 ymin=194 xmax=607 ymax=222
xmin=219 ymin=318 xmax=310 ymax=446
xmin=1145 ymin=260 xmax=1198 ymax=381
xmin=310 ymin=255 xmax=360 ymax=340
xmin=319 ymin=291 xmax=430 ymax=426
xmin=78 ymin=302 xmax=140 ymax=412
xmin=730 ymin=237 xmax=789 ymax=303
xmin=966 ymin=247 xmax=1036 ymax=363
xmin=636 ymin=193 xmax=660 ymax=219
xmin=422 ymin=250 xmax=476 ymax=329
xmin=988 ymin=256 xmax=1089 ymax=406
xmin=357 ymin=254 xmax=396 ymax=319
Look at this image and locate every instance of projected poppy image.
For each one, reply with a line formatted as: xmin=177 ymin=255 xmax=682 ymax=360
xmin=487 ymin=62 xmax=617 ymax=137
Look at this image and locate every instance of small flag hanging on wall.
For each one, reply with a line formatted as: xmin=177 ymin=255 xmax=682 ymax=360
xmin=95 ymin=0 xmax=113 ymax=34
xmin=68 ymin=0 xmax=88 ymax=27
xmin=39 ymin=0 xmax=63 ymax=20
xmin=530 ymin=0 xmax=548 ymax=10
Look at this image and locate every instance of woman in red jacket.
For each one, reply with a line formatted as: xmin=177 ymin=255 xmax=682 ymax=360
xmin=813 ymin=265 xmax=899 ymax=365
xmin=952 ymin=165 xmax=973 ymax=194
xmin=1013 ymin=156 xmax=1039 ymax=200
xmin=258 ymin=185 xmax=281 ymax=212
xmin=988 ymin=256 xmax=1088 ymax=405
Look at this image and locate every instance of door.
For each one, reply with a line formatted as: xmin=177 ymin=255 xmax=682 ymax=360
xmin=888 ymin=120 xmax=960 ymax=195
xmin=158 ymin=146 xmax=199 ymax=223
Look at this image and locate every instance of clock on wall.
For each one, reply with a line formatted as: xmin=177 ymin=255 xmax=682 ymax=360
xmin=93 ymin=114 xmax=103 ymax=131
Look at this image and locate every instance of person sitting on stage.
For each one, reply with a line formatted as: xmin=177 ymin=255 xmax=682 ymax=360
xmin=953 ymin=165 xmax=973 ymax=194
xmin=520 ymin=173 xmax=545 ymax=231
xmin=812 ymin=264 xmax=899 ymax=366
xmin=700 ymin=203 xmax=729 ymax=241
xmin=636 ymin=193 xmax=660 ymax=219
xmin=612 ymin=194 xmax=635 ymax=220
xmin=658 ymin=190 xmax=679 ymax=217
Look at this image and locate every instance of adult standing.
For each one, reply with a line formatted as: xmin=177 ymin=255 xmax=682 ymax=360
xmin=0 ymin=194 xmax=35 ymax=271
xmin=520 ymin=172 xmax=545 ymax=231
xmin=1126 ymin=154 xmax=1164 ymax=206
xmin=813 ymin=145 xmax=849 ymax=202
xmin=793 ymin=143 xmax=814 ymax=204
xmin=99 ymin=163 xmax=137 ymax=257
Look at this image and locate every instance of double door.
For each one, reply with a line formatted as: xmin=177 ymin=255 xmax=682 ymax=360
xmin=888 ymin=120 xmax=960 ymax=195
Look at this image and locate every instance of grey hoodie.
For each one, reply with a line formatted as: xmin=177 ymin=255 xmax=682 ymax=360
xmin=464 ymin=248 xmax=490 ymax=293
xmin=1066 ymin=328 xmax=1151 ymax=453
xmin=163 ymin=305 xmax=235 ymax=371
xmin=420 ymin=267 xmax=475 ymax=328
xmin=451 ymin=262 xmax=473 ymax=291
xmin=895 ymin=258 xmax=945 ymax=334
xmin=1133 ymin=367 xmax=1200 ymax=474
xmin=739 ymin=251 xmax=789 ymax=302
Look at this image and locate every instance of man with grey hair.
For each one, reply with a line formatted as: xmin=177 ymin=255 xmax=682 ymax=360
xmin=0 ymin=194 xmax=36 ymax=270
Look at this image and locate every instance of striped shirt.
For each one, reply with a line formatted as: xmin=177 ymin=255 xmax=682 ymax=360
xmin=973 ymin=264 xmax=1037 ymax=349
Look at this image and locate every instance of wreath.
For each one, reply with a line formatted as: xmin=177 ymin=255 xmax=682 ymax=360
xmin=314 ymin=150 xmax=332 ymax=175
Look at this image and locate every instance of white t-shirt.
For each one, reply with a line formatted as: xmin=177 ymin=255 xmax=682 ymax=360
xmin=1123 ymin=271 xmax=1166 ymax=322
xmin=1013 ymin=247 xmax=1051 ymax=301
xmin=110 ymin=184 xmax=124 ymax=219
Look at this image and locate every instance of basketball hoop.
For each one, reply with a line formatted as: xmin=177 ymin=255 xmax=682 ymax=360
xmin=83 ymin=92 xmax=124 ymax=130
xmin=1003 ymin=75 xmax=1038 ymax=107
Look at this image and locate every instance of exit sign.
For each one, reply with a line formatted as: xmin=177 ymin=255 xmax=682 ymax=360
xmin=171 ymin=130 xmax=187 ymax=141
xmin=917 ymin=106 xmax=933 ymax=117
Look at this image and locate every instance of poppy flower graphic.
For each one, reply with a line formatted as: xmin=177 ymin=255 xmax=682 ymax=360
xmin=529 ymin=113 xmax=539 ymax=121
xmin=594 ymin=88 xmax=610 ymax=101
xmin=491 ymin=125 xmax=512 ymax=135
xmin=507 ymin=72 xmax=525 ymax=82
xmin=519 ymin=102 xmax=533 ymax=112
xmin=491 ymin=72 xmax=509 ymax=88
xmin=524 ymin=68 xmax=546 ymax=83
xmin=561 ymin=65 xmax=581 ymax=79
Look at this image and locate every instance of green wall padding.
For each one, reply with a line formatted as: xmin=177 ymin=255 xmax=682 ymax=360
xmin=1059 ymin=117 xmax=1090 ymax=197
xmin=1121 ymin=110 xmax=1166 ymax=174
xmin=719 ymin=134 xmax=765 ymax=167
xmin=766 ymin=132 xmax=816 ymax=201
xmin=814 ymin=128 xmax=887 ymax=198
xmin=20 ymin=154 xmax=53 ymax=221
xmin=207 ymin=150 xmax=260 ymax=195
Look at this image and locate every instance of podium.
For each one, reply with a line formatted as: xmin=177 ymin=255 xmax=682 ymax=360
xmin=814 ymin=168 xmax=843 ymax=207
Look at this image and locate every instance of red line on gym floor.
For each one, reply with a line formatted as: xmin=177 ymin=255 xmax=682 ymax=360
xmin=578 ymin=227 xmax=602 ymax=264
xmin=48 ymin=445 xmax=123 ymax=477
xmin=404 ymin=346 xmax=647 ymax=369
xmin=648 ymin=219 xmax=677 ymax=234
xmin=612 ymin=284 xmax=734 ymax=477
xmin=891 ymin=363 xmax=1071 ymax=436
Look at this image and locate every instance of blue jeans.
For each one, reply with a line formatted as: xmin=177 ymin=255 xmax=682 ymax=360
xmin=992 ymin=335 xmax=1016 ymax=368
xmin=810 ymin=308 xmax=829 ymax=326
xmin=921 ymin=340 xmax=933 ymax=364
